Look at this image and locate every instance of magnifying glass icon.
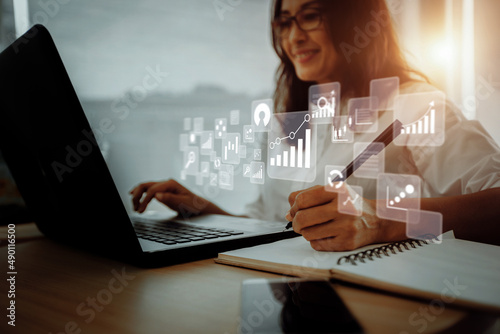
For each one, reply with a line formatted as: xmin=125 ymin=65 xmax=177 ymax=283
xmin=185 ymin=151 xmax=196 ymax=169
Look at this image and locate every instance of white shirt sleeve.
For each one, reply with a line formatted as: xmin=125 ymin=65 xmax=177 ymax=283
xmin=404 ymin=96 xmax=500 ymax=196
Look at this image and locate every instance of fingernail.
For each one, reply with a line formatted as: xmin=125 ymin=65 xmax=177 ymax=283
xmin=285 ymin=211 xmax=292 ymax=221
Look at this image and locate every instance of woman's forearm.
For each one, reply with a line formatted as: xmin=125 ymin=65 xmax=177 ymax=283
xmin=420 ymin=188 xmax=500 ymax=245
xmin=377 ymin=188 xmax=500 ymax=246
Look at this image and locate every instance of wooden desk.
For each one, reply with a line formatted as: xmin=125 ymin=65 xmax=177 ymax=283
xmin=0 ymin=224 xmax=498 ymax=334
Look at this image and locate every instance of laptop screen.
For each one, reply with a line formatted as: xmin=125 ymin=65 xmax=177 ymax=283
xmin=0 ymin=25 xmax=141 ymax=258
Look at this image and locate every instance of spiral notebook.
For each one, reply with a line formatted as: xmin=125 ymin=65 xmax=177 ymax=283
xmin=215 ymin=232 xmax=500 ymax=312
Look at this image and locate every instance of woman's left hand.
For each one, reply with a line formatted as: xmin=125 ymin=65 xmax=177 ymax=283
xmin=285 ymin=184 xmax=383 ymax=251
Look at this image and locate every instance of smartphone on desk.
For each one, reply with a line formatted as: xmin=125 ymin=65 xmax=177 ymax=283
xmin=239 ymin=279 xmax=363 ymax=334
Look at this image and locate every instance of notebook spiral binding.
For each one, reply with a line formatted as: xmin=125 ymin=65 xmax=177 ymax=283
xmin=337 ymin=234 xmax=440 ymax=266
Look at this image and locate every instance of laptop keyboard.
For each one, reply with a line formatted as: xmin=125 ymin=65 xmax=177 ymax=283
xmin=133 ymin=221 xmax=245 ymax=245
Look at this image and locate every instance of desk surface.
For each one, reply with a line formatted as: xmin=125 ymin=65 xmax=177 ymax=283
xmin=0 ymin=223 xmax=498 ymax=334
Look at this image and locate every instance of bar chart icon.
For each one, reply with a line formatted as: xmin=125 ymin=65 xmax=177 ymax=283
xmin=309 ymin=82 xmax=341 ymax=124
xmin=250 ymin=162 xmax=265 ymax=184
xmin=267 ymin=111 xmax=316 ymax=182
xmin=400 ymin=101 xmax=435 ymax=135
xmin=222 ymin=133 xmax=240 ymax=164
xmin=394 ymin=91 xmax=445 ymax=147
xmin=332 ymin=116 xmax=353 ymax=143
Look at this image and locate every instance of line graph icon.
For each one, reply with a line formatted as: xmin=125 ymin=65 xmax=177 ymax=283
xmin=269 ymin=113 xmax=311 ymax=168
xmin=338 ymin=185 xmax=363 ymax=216
xmin=267 ymin=111 xmax=317 ymax=182
xmin=394 ymin=91 xmax=445 ymax=147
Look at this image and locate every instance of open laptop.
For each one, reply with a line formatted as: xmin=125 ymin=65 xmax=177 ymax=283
xmin=0 ymin=25 xmax=297 ymax=267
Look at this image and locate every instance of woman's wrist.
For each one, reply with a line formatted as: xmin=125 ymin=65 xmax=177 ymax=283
xmin=375 ymin=217 xmax=407 ymax=244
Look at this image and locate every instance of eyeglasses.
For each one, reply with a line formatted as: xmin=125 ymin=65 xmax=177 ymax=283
xmin=272 ymin=8 xmax=323 ymax=39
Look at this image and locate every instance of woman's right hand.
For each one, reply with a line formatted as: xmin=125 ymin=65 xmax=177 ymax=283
xmin=129 ymin=179 xmax=227 ymax=218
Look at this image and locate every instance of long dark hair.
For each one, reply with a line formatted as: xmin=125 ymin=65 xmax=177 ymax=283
xmin=271 ymin=0 xmax=429 ymax=114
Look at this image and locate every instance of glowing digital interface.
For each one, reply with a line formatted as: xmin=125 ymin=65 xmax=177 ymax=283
xmin=348 ymin=97 xmax=378 ymax=133
xmin=309 ymin=82 xmax=341 ymax=124
xmin=176 ymin=78 xmax=446 ymax=235
xmin=394 ymin=90 xmax=446 ymax=147
xmin=406 ymin=209 xmax=443 ymax=242
xmin=353 ymin=142 xmax=385 ymax=179
xmin=324 ymin=165 xmax=346 ymax=193
xmin=332 ymin=116 xmax=354 ymax=143
xmin=376 ymin=173 xmax=421 ymax=222
xmin=370 ymin=76 xmax=399 ymax=111
xmin=267 ymin=111 xmax=316 ymax=182
xmin=338 ymin=185 xmax=363 ymax=216
xmin=252 ymin=99 xmax=272 ymax=132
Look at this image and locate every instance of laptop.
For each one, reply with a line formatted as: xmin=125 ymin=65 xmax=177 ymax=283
xmin=0 ymin=25 xmax=297 ymax=267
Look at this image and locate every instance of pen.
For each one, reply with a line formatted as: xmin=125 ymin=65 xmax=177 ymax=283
xmin=283 ymin=119 xmax=403 ymax=231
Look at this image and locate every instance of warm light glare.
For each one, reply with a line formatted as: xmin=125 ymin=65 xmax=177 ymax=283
xmin=430 ymin=40 xmax=455 ymax=66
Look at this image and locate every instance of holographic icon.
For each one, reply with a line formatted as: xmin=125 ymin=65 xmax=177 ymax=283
xmin=193 ymin=117 xmax=204 ymax=133
xmin=230 ymin=110 xmax=240 ymax=125
xmin=252 ymin=99 xmax=272 ymax=132
xmin=185 ymin=151 xmax=195 ymax=169
xmin=219 ymin=164 xmax=234 ymax=190
xmin=215 ymin=118 xmax=227 ymax=139
xmin=209 ymin=173 xmax=218 ymax=186
xmin=250 ymin=161 xmax=265 ymax=185
xmin=394 ymin=91 xmax=445 ymax=147
xmin=309 ymin=82 xmax=341 ymax=124
xmin=347 ymin=97 xmax=378 ymax=133
xmin=238 ymin=145 xmax=247 ymax=159
xmin=267 ymin=111 xmax=316 ymax=182
xmin=406 ymin=209 xmax=443 ymax=243
xmin=200 ymin=161 xmax=210 ymax=177
xmin=179 ymin=133 xmax=188 ymax=151
xmin=332 ymin=116 xmax=354 ymax=143
xmin=377 ymin=173 xmax=421 ymax=222
xmin=324 ymin=165 xmax=346 ymax=193
xmin=243 ymin=164 xmax=251 ymax=178
xmin=183 ymin=147 xmax=199 ymax=176
xmin=188 ymin=132 xmax=196 ymax=144
xmin=222 ymin=133 xmax=241 ymax=164
xmin=213 ymin=157 xmax=221 ymax=170
xmin=253 ymin=149 xmax=262 ymax=161
xmin=370 ymin=76 xmax=399 ymax=111
xmin=338 ymin=185 xmax=363 ymax=216
xmin=243 ymin=125 xmax=255 ymax=143
xmin=200 ymin=131 xmax=214 ymax=155
xmin=353 ymin=142 xmax=385 ymax=179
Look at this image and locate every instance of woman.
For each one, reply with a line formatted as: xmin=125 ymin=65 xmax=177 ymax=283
xmin=130 ymin=0 xmax=500 ymax=251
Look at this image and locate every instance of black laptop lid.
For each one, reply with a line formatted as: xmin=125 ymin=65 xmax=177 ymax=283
xmin=0 ymin=25 xmax=141 ymax=258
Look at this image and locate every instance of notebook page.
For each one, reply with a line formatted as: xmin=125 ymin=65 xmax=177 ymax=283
xmin=337 ymin=238 xmax=500 ymax=310
xmin=219 ymin=236 xmax=389 ymax=271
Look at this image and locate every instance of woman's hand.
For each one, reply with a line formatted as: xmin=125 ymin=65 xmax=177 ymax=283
xmin=285 ymin=184 xmax=388 ymax=251
xmin=129 ymin=179 xmax=228 ymax=217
